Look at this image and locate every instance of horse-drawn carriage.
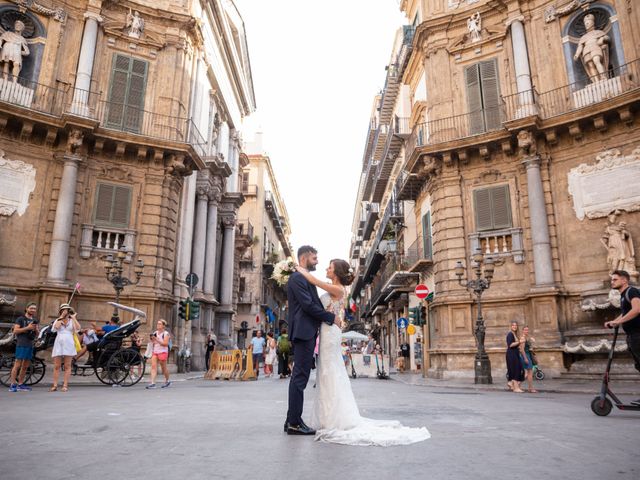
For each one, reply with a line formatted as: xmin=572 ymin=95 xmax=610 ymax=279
xmin=0 ymin=303 xmax=146 ymax=387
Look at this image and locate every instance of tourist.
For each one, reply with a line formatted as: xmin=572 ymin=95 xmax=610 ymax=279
xmin=519 ymin=326 xmax=537 ymax=393
xmin=50 ymin=304 xmax=81 ymax=392
xmin=205 ymin=333 xmax=216 ymax=371
xmin=8 ymin=302 xmax=39 ymax=392
xmin=277 ymin=328 xmax=291 ymax=378
xmin=251 ymin=330 xmax=265 ymax=377
xmin=264 ymin=331 xmax=277 ymax=377
xmin=506 ymin=321 xmax=524 ymax=393
xmin=146 ymin=319 xmax=171 ymax=389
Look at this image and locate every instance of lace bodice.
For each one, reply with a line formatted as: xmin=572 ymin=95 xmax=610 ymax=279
xmin=320 ymin=287 xmax=347 ymax=324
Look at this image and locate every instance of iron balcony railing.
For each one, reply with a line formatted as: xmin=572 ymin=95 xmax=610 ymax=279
xmin=0 ymin=77 xmax=66 ymax=116
xmin=237 ymin=218 xmax=254 ymax=241
xmin=242 ymin=184 xmax=258 ymax=196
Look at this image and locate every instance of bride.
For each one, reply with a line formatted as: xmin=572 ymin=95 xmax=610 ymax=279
xmin=296 ymin=259 xmax=430 ymax=446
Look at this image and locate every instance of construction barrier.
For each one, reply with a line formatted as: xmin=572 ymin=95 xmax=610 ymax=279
xmin=204 ymin=345 xmax=256 ymax=381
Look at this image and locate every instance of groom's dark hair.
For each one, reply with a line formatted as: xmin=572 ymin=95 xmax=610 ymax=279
xmin=297 ymin=245 xmax=317 ymax=260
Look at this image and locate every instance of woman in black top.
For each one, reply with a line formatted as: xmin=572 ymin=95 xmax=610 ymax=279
xmin=205 ymin=333 xmax=216 ymax=371
xmin=505 ymin=321 xmax=524 ymax=393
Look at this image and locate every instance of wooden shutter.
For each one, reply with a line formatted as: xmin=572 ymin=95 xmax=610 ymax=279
xmin=479 ymin=59 xmax=501 ymax=130
xmin=465 ymin=64 xmax=484 ymax=135
xmin=474 ymin=185 xmax=512 ymax=231
xmin=94 ymin=182 xmax=132 ymax=227
xmin=106 ymin=54 xmax=148 ymax=133
xmin=422 ymin=211 xmax=433 ymax=260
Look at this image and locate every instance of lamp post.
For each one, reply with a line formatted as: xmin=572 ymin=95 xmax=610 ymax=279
xmin=455 ymin=248 xmax=496 ymax=384
xmin=104 ymin=246 xmax=144 ymax=319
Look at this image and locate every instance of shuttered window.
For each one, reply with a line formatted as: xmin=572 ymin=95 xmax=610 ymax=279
xmin=106 ymin=54 xmax=148 ymax=133
xmin=473 ymin=185 xmax=512 ymax=231
xmin=422 ymin=211 xmax=433 ymax=260
xmin=465 ymin=59 xmax=501 ymax=135
xmin=94 ymin=183 xmax=132 ymax=227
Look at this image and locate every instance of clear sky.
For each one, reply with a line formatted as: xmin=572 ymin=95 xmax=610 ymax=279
xmin=236 ymin=0 xmax=406 ymax=276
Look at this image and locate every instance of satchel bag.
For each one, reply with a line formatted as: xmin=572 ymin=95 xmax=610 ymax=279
xmin=73 ymin=334 xmax=82 ymax=353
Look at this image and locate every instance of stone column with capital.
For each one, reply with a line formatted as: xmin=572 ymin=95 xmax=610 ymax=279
xmin=175 ymin=174 xmax=197 ymax=297
xmin=191 ymin=184 xmax=209 ymax=293
xmin=46 ymin=154 xmax=83 ymax=283
xmin=203 ymin=181 xmax=222 ymax=296
xmin=215 ymin=214 xmax=237 ymax=343
xmin=507 ymin=16 xmax=535 ymax=117
xmin=523 ymin=154 xmax=554 ymax=286
xmin=71 ymin=10 xmax=102 ymax=116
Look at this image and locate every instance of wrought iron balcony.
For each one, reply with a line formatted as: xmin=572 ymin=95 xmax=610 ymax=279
xmin=242 ymin=184 xmax=258 ymax=196
xmin=237 ymin=218 xmax=254 ymax=242
xmin=362 ymin=202 xmax=380 ymax=241
xmin=238 ymin=292 xmax=253 ymax=304
xmin=404 ymin=236 xmax=433 ymax=273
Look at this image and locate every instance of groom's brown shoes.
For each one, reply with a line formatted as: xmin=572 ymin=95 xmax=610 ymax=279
xmin=286 ymin=423 xmax=316 ymax=435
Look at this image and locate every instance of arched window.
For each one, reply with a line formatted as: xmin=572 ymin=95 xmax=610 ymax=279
xmin=562 ymin=4 xmax=626 ymax=90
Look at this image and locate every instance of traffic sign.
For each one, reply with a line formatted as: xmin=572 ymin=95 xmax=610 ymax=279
xmin=185 ymin=273 xmax=199 ymax=289
xmin=407 ymin=324 xmax=416 ymax=335
xmin=415 ymin=284 xmax=430 ymax=299
xmin=397 ymin=317 xmax=408 ymax=329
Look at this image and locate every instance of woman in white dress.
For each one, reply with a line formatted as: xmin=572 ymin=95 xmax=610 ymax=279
xmin=50 ymin=303 xmax=81 ymax=392
xmin=296 ymin=259 xmax=430 ymax=446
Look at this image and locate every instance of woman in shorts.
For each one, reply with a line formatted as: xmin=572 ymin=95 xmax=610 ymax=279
xmin=146 ymin=319 xmax=171 ymax=389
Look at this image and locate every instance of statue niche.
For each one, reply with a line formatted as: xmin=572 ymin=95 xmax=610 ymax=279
xmin=0 ymin=8 xmax=46 ymax=87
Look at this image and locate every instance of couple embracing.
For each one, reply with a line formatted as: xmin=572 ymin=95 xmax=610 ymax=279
xmin=284 ymin=245 xmax=430 ymax=446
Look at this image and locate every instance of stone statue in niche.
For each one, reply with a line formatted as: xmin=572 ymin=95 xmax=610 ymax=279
xmin=126 ymin=9 xmax=145 ymax=39
xmin=467 ymin=12 xmax=482 ymax=42
xmin=66 ymin=129 xmax=84 ymax=155
xmin=573 ymin=13 xmax=610 ymax=82
xmin=601 ymin=211 xmax=638 ymax=276
xmin=0 ymin=20 xmax=29 ymax=82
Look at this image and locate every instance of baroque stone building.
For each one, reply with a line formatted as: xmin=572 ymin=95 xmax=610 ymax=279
xmin=350 ymin=0 xmax=640 ymax=379
xmin=0 ymin=0 xmax=256 ymax=370
xmin=235 ymin=133 xmax=293 ymax=346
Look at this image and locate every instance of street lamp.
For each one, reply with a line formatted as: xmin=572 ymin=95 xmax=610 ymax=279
xmin=104 ymin=246 xmax=144 ymax=319
xmin=455 ymin=248 xmax=496 ymax=384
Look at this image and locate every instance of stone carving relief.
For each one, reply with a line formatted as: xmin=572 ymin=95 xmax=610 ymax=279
xmin=568 ymin=148 xmax=640 ymax=220
xmin=601 ymin=211 xmax=637 ymax=276
xmin=544 ymin=0 xmax=596 ymax=23
xmin=517 ymin=130 xmax=537 ymax=157
xmin=125 ymin=9 xmax=144 ymax=39
xmin=101 ymin=165 xmax=132 ymax=182
xmin=573 ymin=13 xmax=610 ymax=82
xmin=164 ymin=153 xmax=187 ymax=176
xmin=0 ymin=149 xmax=36 ymax=216
xmin=66 ymin=129 xmax=83 ymax=154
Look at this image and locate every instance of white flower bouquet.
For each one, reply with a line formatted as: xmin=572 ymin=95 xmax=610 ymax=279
xmin=271 ymin=258 xmax=297 ymax=286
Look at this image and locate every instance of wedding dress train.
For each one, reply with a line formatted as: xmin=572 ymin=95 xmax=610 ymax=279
xmin=310 ymin=292 xmax=430 ymax=446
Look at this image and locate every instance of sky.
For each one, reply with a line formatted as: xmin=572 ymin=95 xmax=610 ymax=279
xmin=235 ymin=0 xmax=406 ymax=275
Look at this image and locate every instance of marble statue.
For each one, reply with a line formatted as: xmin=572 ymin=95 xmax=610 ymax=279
xmin=467 ymin=12 xmax=482 ymax=43
xmin=126 ymin=9 xmax=145 ymax=39
xmin=573 ymin=13 xmax=610 ymax=82
xmin=0 ymin=20 xmax=30 ymax=82
xmin=601 ymin=213 xmax=637 ymax=275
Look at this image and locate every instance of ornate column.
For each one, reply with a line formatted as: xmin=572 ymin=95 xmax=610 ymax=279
xmin=47 ymin=148 xmax=83 ymax=283
xmin=191 ymin=183 xmax=209 ymax=292
xmin=219 ymin=215 xmax=237 ymax=306
xmin=507 ymin=16 xmax=535 ymax=116
xmin=522 ymin=151 xmax=554 ymax=286
xmin=175 ymin=174 xmax=197 ymax=296
xmin=203 ymin=179 xmax=222 ymax=296
xmin=227 ymin=130 xmax=239 ymax=193
xmin=71 ymin=10 xmax=103 ymax=115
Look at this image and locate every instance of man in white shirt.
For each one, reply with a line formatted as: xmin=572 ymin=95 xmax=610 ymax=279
xmin=251 ymin=330 xmax=265 ymax=378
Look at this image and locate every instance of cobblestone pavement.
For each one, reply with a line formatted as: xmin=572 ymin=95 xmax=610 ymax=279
xmin=2 ymin=373 xmax=639 ymax=480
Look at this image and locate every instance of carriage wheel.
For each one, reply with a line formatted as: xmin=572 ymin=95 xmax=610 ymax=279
xmin=107 ymin=349 xmax=145 ymax=387
xmin=94 ymin=351 xmax=115 ymax=385
xmin=25 ymin=358 xmax=46 ymax=386
xmin=0 ymin=354 xmax=14 ymax=387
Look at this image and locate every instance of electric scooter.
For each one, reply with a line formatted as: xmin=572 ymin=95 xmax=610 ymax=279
xmin=347 ymin=351 xmax=357 ymax=379
xmin=590 ymin=326 xmax=640 ymax=416
xmin=374 ymin=348 xmax=389 ymax=380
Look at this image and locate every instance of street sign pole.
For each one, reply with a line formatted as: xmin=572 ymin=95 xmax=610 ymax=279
xmin=185 ymin=273 xmax=199 ymax=299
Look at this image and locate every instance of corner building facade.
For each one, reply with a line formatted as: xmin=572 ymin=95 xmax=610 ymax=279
xmin=350 ymin=0 xmax=640 ymax=379
xmin=0 ymin=0 xmax=256 ymax=370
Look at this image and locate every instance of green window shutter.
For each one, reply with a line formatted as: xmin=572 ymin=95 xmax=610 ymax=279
xmin=465 ymin=64 xmax=484 ymax=135
xmin=474 ymin=188 xmax=493 ymax=231
xmin=422 ymin=211 xmax=433 ymax=260
xmin=474 ymin=185 xmax=512 ymax=231
xmin=106 ymin=54 xmax=148 ymax=133
xmin=479 ymin=59 xmax=501 ymax=130
xmin=491 ymin=184 xmax=512 ymax=229
xmin=94 ymin=182 xmax=132 ymax=227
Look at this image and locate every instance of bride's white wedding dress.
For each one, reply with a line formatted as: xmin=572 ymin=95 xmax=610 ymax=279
xmin=310 ymin=289 xmax=430 ymax=446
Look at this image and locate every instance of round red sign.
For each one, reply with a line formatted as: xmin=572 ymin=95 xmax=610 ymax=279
xmin=415 ymin=284 xmax=430 ymax=299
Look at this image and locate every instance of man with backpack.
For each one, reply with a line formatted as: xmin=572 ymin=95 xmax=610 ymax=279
xmin=277 ymin=328 xmax=292 ymax=378
xmin=605 ymin=270 xmax=640 ymax=405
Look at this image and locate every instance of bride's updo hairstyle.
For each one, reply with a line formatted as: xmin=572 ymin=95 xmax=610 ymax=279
xmin=331 ymin=259 xmax=355 ymax=286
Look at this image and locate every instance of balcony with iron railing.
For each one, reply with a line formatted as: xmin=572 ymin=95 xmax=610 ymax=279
xmin=404 ymin=236 xmax=433 ymax=273
xmin=241 ymin=184 xmax=258 ymax=196
xmin=237 ymin=218 xmax=254 ymax=242
xmin=362 ymin=202 xmax=380 ymax=241
xmin=238 ymin=291 xmax=253 ymax=304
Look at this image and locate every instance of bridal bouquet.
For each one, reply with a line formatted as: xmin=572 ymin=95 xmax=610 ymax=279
xmin=271 ymin=258 xmax=297 ymax=286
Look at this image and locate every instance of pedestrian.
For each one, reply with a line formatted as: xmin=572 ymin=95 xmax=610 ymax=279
xmin=264 ymin=331 xmax=277 ymax=377
xmin=251 ymin=330 xmax=265 ymax=377
xmin=505 ymin=321 xmax=524 ymax=393
xmin=519 ymin=326 xmax=538 ymax=393
xmin=50 ymin=304 xmax=81 ymax=392
xmin=129 ymin=330 xmax=143 ymax=379
xmin=8 ymin=302 xmax=39 ymax=392
xmin=365 ymin=334 xmax=375 ymax=354
xmin=341 ymin=341 xmax=349 ymax=367
xmin=277 ymin=328 xmax=291 ymax=378
xmin=146 ymin=319 xmax=171 ymax=389
xmin=605 ymin=270 xmax=640 ymax=406
xmin=205 ymin=333 xmax=216 ymax=371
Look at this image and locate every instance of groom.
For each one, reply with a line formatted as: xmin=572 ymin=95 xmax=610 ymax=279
xmin=284 ymin=245 xmax=335 ymax=435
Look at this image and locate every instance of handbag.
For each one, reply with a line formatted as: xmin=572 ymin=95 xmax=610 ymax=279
xmin=144 ymin=342 xmax=153 ymax=359
xmin=73 ymin=334 xmax=82 ymax=353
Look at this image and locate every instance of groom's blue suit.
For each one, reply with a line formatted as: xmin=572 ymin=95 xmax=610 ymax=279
xmin=286 ymin=272 xmax=335 ymax=426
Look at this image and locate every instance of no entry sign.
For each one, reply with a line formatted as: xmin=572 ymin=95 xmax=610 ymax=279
xmin=415 ymin=284 xmax=430 ymax=299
